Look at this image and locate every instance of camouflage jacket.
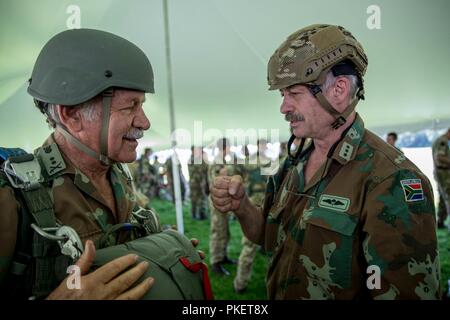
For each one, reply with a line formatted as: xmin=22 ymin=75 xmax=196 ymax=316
xmin=137 ymin=156 xmax=157 ymax=183
xmin=188 ymin=160 xmax=209 ymax=195
xmin=0 ymin=135 xmax=160 ymax=290
xmin=262 ymin=114 xmax=440 ymax=300
xmin=432 ymin=134 xmax=450 ymax=169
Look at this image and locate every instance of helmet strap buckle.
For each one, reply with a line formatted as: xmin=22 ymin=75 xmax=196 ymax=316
xmin=331 ymin=116 xmax=347 ymax=129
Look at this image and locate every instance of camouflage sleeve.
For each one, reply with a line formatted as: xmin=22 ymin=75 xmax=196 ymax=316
xmin=361 ymin=169 xmax=441 ymax=300
xmin=0 ymin=184 xmax=19 ymax=287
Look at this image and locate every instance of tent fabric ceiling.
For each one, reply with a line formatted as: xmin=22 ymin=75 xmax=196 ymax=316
xmin=1 ymin=0 xmax=450 ymax=151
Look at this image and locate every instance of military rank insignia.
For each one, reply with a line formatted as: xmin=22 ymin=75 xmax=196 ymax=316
xmin=400 ymin=179 xmax=424 ymax=202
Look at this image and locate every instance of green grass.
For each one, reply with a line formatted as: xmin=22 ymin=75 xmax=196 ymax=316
xmin=151 ymin=198 xmax=450 ymax=299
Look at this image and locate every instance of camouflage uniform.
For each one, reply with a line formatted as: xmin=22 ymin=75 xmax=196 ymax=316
xmin=208 ymin=155 xmax=245 ymax=265
xmin=166 ymin=156 xmax=186 ymax=203
xmin=233 ymin=154 xmax=270 ymax=292
xmin=262 ymin=115 xmax=440 ymax=299
xmin=0 ymin=137 xmax=161 ymax=297
xmin=188 ymin=160 xmax=209 ymax=220
xmin=137 ymin=155 xmax=158 ymax=200
xmin=432 ymin=133 xmax=450 ymax=227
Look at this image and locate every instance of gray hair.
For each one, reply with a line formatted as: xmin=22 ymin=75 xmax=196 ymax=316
xmin=43 ymin=99 xmax=100 ymax=128
xmin=321 ymin=71 xmax=359 ymax=100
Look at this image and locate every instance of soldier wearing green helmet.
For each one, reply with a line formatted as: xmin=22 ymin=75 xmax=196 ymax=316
xmin=0 ymin=29 xmax=209 ymax=300
xmin=211 ymin=24 xmax=441 ymax=299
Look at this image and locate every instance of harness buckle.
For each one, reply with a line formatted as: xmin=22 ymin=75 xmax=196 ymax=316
xmin=2 ymin=155 xmax=43 ymax=190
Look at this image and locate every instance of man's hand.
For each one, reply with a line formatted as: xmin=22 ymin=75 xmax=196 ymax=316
xmin=47 ymin=240 xmax=154 ymax=300
xmin=190 ymin=238 xmax=206 ymax=260
xmin=210 ymin=175 xmax=246 ymax=213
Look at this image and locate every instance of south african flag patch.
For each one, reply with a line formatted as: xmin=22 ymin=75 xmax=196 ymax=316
xmin=400 ymin=179 xmax=424 ymax=202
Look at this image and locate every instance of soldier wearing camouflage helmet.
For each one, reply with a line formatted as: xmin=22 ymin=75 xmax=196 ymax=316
xmin=211 ymin=24 xmax=441 ymax=299
xmin=0 ymin=29 xmax=163 ymax=299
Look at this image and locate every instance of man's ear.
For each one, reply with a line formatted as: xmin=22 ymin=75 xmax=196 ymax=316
xmin=330 ymin=76 xmax=351 ymax=112
xmin=57 ymin=105 xmax=83 ymax=132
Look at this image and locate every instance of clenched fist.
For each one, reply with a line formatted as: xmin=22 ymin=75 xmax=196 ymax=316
xmin=210 ymin=175 xmax=247 ymax=213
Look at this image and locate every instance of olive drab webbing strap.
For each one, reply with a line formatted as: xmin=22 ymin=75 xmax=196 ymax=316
xmin=0 ymin=145 xmax=74 ymax=299
xmin=307 ymin=83 xmax=360 ymax=129
xmin=99 ymin=89 xmax=113 ymax=165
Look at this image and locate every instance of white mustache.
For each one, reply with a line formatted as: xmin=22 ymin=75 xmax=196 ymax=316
xmin=123 ymin=129 xmax=144 ymax=140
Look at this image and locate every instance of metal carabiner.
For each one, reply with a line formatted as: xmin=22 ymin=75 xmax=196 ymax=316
xmin=30 ymin=223 xmax=84 ymax=260
xmin=30 ymin=223 xmax=67 ymax=241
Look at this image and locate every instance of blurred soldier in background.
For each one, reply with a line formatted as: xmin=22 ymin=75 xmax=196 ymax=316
xmin=166 ymin=152 xmax=187 ymax=204
xmin=432 ymin=128 xmax=450 ymax=230
xmin=137 ymin=147 xmax=158 ymax=200
xmin=188 ymin=146 xmax=210 ymax=220
xmin=386 ymin=132 xmax=398 ymax=147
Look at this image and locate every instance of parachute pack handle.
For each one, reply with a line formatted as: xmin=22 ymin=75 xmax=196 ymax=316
xmin=179 ymin=257 xmax=214 ymax=300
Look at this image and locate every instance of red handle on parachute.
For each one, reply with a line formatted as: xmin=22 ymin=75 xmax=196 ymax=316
xmin=179 ymin=257 xmax=214 ymax=300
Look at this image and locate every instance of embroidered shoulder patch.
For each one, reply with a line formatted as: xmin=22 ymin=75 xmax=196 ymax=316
xmin=400 ymin=179 xmax=424 ymax=202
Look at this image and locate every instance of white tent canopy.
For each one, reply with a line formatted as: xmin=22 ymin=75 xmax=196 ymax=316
xmin=1 ymin=0 xmax=450 ymax=151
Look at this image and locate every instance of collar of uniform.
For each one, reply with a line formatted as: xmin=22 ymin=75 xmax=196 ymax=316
xmin=330 ymin=113 xmax=365 ymax=165
xmin=39 ymin=135 xmax=76 ymax=176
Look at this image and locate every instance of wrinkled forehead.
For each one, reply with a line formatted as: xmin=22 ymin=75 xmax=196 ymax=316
xmin=113 ymin=88 xmax=146 ymax=102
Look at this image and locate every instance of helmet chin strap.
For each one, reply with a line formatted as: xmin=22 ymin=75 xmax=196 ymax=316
xmin=56 ymin=89 xmax=114 ymax=166
xmin=307 ymin=84 xmax=361 ymax=130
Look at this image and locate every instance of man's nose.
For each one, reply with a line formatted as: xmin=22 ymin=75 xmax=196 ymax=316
xmin=134 ymin=106 xmax=151 ymax=130
xmin=280 ymin=96 xmax=292 ymax=114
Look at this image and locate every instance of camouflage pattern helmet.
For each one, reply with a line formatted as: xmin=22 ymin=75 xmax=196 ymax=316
xmin=268 ymin=24 xmax=368 ymax=130
xmin=28 ymin=28 xmax=154 ymax=105
xmin=267 ymin=24 xmax=367 ymax=91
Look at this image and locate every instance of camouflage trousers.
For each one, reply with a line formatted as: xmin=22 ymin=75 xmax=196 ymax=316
xmin=233 ymin=236 xmax=259 ymax=291
xmin=190 ymin=187 xmax=208 ymax=220
xmin=435 ymin=169 xmax=450 ymax=226
xmin=209 ymin=196 xmax=230 ymax=264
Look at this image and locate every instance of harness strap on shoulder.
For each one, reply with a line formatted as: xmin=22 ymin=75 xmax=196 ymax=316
xmin=20 ymin=188 xmax=56 ymax=228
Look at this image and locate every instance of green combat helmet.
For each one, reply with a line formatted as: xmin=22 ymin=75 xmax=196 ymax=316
xmin=268 ymin=24 xmax=368 ymax=129
xmin=27 ymin=28 xmax=154 ymax=165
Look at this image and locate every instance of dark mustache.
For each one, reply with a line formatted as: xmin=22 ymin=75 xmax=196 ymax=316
xmin=285 ymin=113 xmax=304 ymax=122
